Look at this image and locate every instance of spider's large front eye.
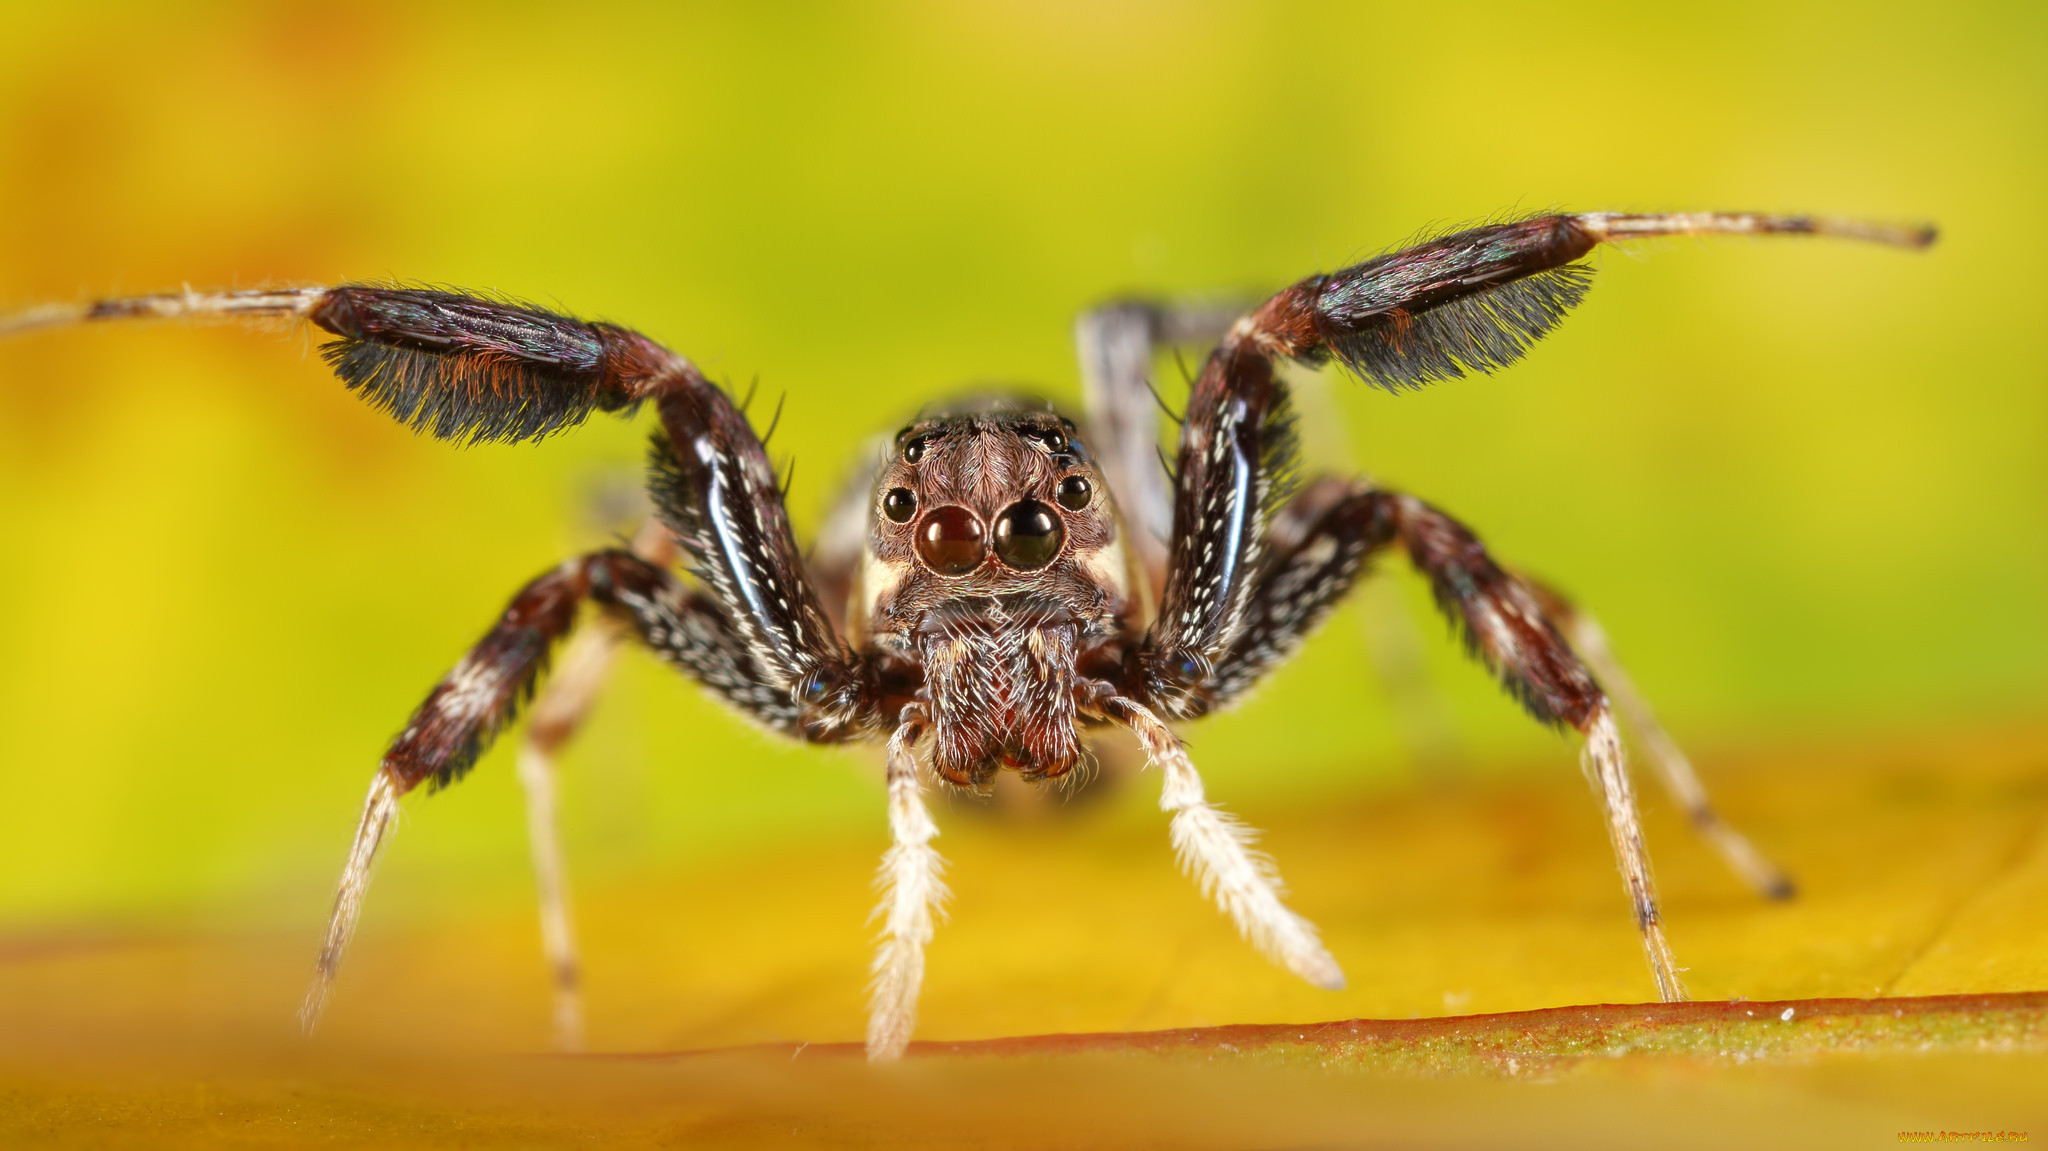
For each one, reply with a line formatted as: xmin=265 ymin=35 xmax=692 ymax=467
xmin=883 ymin=487 xmax=917 ymax=523
xmin=992 ymin=500 xmax=1064 ymax=570
xmin=916 ymin=505 xmax=986 ymax=575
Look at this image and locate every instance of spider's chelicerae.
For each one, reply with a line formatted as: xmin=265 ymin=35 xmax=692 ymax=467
xmin=5 ymin=209 xmax=1934 ymax=1060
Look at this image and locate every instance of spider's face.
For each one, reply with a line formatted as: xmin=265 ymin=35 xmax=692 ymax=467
xmin=858 ymin=400 xmax=1138 ymax=787
xmin=869 ymin=408 xmax=1121 ymax=590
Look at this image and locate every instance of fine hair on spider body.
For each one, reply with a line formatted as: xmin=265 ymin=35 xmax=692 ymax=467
xmin=2 ymin=208 xmax=1936 ymax=1060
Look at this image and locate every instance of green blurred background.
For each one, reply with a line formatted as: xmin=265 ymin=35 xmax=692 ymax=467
xmin=0 ymin=0 xmax=2041 ymax=951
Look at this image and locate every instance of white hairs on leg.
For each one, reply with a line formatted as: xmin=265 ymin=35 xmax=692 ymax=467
xmin=865 ymin=718 xmax=948 ymax=1061
xmin=516 ymin=738 xmax=585 ymax=1053
xmin=1112 ymin=697 xmax=1345 ymax=991
xmin=1579 ymin=706 xmax=1689 ymax=1003
xmin=299 ymin=769 xmax=403 ymax=1034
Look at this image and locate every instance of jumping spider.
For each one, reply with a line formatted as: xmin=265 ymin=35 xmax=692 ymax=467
xmin=4 ymin=210 xmax=1935 ymax=1060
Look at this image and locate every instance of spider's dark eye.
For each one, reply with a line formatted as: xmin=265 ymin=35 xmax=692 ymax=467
xmin=882 ymin=487 xmax=917 ymax=523
xmin=903 ymin=435 xmax=929 ymax=463
xmin=1055 ymin=474 xmax=1092 ymax=511
xmin=916 ymin=505 xmax=986 ymax=575
xmin=1025 ymin=426 xmax=1067 ymax=453
xmin=992 ymin=499 xmax=1064 ymax=571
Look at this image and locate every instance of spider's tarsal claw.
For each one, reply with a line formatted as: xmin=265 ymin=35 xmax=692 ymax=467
xmin=1112 ymin=696 xmax=1345 ymax=993
xmin=866 ymin=714 xmax=948 ymax=1062
xmin=300 ymin=768 xmax=404 ymax=1036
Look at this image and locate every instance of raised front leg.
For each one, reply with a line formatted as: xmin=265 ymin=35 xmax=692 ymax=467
xmin=6 ymin=282 xmax=867 ymax=725
xmin=1138 ymin=208 xmax=1932 ymax=713
xmin=1127 ymin=211 xmax=1929 ymax=1004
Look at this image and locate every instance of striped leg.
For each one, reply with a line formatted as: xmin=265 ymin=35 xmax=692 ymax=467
xmin=1390 ymin=494 xmax=1687 ymax=1002
xmin=1188 ymin=478 xmax=1698 ymax=1002
xmin=302 ymin=547 xmax=809 ymax=1036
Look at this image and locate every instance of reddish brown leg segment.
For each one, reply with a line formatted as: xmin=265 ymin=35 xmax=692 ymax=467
xmin=1140 ymin=206 xmax=1932 ymax=712
xmin=6 ymin=282 xmax=865 ymax=723
xmin=1387 ymin=493 xmax=1687 ymax=1002
xmin=303 ymin=545 xmax=821 ymax=1033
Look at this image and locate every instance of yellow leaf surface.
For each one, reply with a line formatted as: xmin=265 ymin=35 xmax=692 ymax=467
xmin=2 ymin=724 xmax=2043 ymax=1147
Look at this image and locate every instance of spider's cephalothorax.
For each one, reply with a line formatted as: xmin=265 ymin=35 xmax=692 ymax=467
xmin=4 ymin=209 xmax=1934 ymax=1061
xmin=860 ymin=404 xmax=1137 ymax=787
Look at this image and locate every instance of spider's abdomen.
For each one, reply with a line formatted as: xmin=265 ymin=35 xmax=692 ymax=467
xmin=917 ymin=596 xmax=1079 ymax=788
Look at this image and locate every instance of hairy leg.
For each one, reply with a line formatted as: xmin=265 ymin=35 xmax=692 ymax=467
xmin=1127 ymin=209 xmax=1928 ymax=997
xmin=11 ymin=281 xmax=894 ymax=1044
xmin=1181 ymin=478 xmax=1694 ymax=1001
xmin=1522 ymin=580 xmax=1795 ymax=901
xmin=4 ymin=281 xmax=865 ymax=715
xmin=1095 ymin=692 xmax=1343 ymax=991
xmin=867 ymin=705 xmax=948 ymax=1061
xmin=302 ymin=547 xmax=811 ymax=1034
xmin=1388 ymin=494 xmax=1687 ymax=1002
xmin=1138 ymin=208 xmax=1932 ymax=709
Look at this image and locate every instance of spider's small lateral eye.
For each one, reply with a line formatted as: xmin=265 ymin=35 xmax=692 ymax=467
xmin=903 ymin=435 xmax=930 ymax=464
xmin=992 ymin=499 xmax=1065 ymax=571
xmin=882 ymin=487 xmax=918 ymax=523
xmin=1024 ymin=426 xmax=1067 ymax=454
xmin=1055 ymin=474 xmax=1092 ymax=511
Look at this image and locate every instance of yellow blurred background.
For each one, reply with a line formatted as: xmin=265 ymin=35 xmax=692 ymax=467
xmin=0 ymin=0 xmax=2043 ymax=1075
